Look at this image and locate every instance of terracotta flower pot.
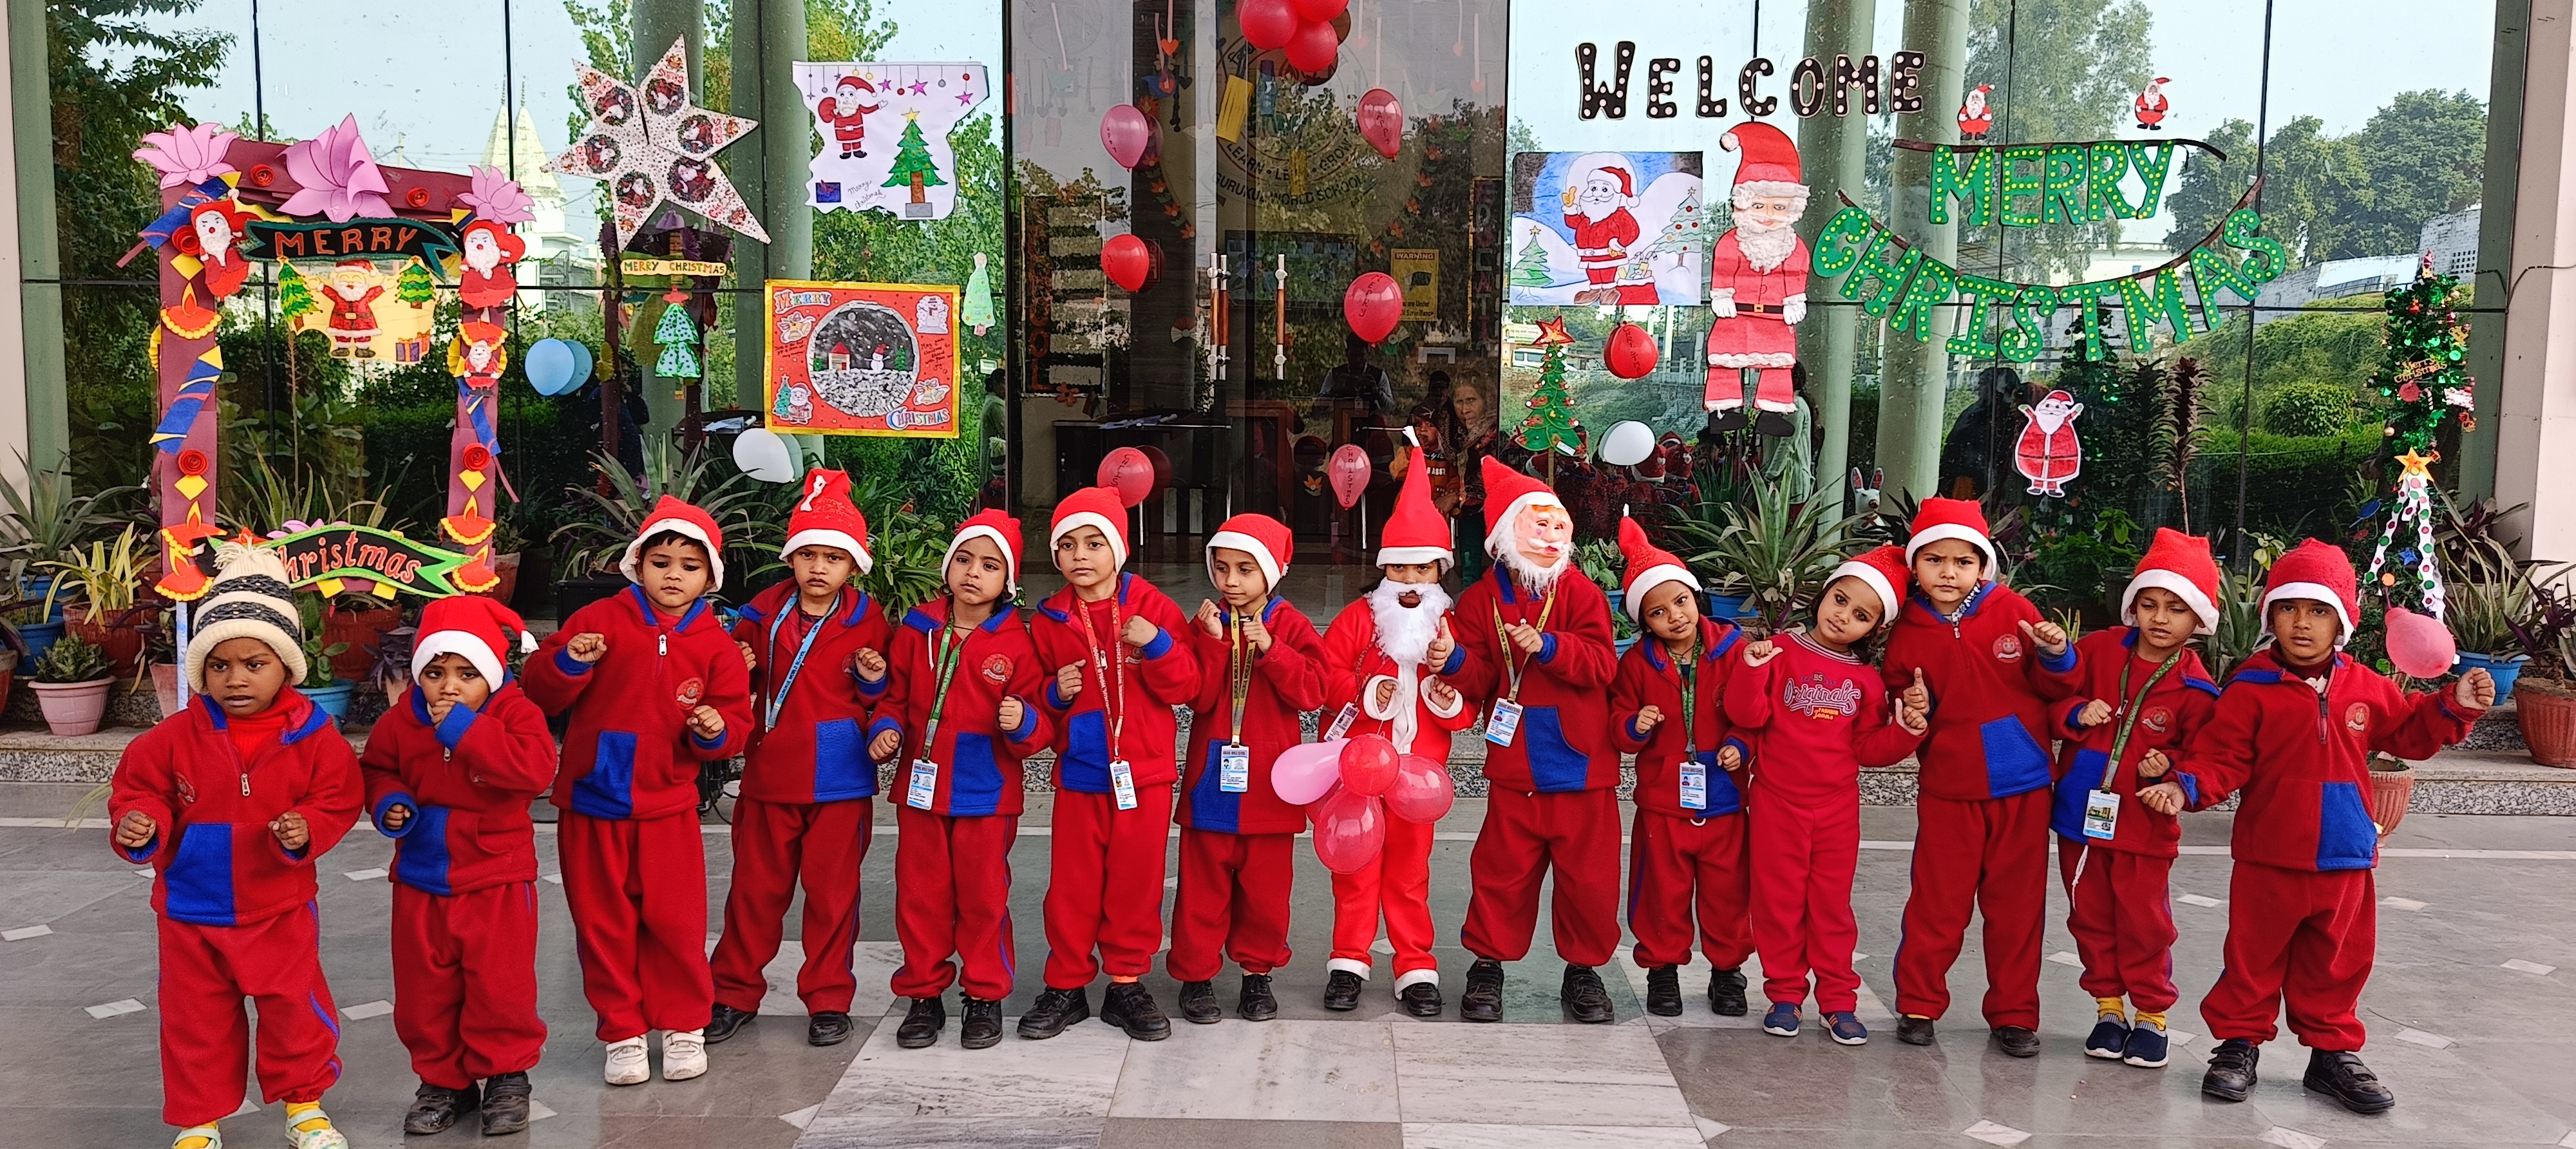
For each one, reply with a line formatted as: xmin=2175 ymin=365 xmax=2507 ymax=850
xmin=477 ymin=552 xmax=524 ymax=608
xmin=323 ymin=605 xmax=403 ymax=684
xmin=67 ymin=605 xmax=145 ymax=676
xmin=2519 ymin=686 xmax=2576 ymax=768
xmin=151 ymin=662 xmax=180 ymax=719
xmin=32 ymin=678 xmax=112 ymax=736
xmin=2367 ymin=755 xmax=2415 ymax=837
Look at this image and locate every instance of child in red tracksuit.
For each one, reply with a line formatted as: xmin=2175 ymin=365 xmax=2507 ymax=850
xmin=362 ymin=595 xmax=556 ymax=1137
xmin=1884 ymin=497 xmax=2077 ymax=1055
xmin=522 ymin=497 xmax=753 ymax=1087
xmin=2047 ymin=529 xmax=2224 ymax=1071
xmin=1608 ymin=517 xmax=1755 ymax=1020
xmin=708 ymin=470 xmax=891 ymax=1050
xmin=1319 ymin=443 xmax=1471 ymax=1017
xmin=1725 ymin=546 xmax=1927 ymax=1046
xmin=871 ymin=511 xmax=1052 ymax=1050
xmin=1171 ymin=513 xmax=1327 ymax=1025
xmin=2141 ymin=539 xmax=2492 ymax=1114
xmin=109 ymin=542 xmax=363 ymax=1149
xmin=1024 ymin=485 xmax=1202 ymax=1041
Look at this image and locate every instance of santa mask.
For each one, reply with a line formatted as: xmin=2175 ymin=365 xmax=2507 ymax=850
xmin=463 ymin=229 xmax=502 ymax=274
xmin=1499 ymin=502 xmax=1573 ymax=591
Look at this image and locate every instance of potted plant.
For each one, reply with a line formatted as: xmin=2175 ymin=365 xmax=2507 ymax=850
xmin=2367 ymin=751 xmax=2416 ymax=837
xmin=30 ymin=632 xmax=114 ymax=736
xmin=554 ymin=443 xmax=767 ymax=616
xmin=321 ymin=595 xmax=403 ymax=683
xmin=1667 ymin=478 xmax=1866 ymax=636
xmin=142 ymin=610 xmax=180 ymax=718
xmin=0 ymin=461 xmax=135 ymax=625
xmin=41 ymin=524 xmax=155 ymax=676
xmin=294 ymin=595 xmax=355 ymax=723
xmin=2443 ymin=538 xmax=2530 ymax=702
xmin=480 ymin=515 xmax=527 ymax=607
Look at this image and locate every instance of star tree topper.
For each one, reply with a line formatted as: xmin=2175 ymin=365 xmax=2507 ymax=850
xmin=548 ymin=39 xmax=769 ymax=246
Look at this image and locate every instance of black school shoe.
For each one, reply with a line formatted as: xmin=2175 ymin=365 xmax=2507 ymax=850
xmin=896 ymin=997 xmax=946 ymax=1048
xmin=1896 ymin=1016 xmax=1936 ymax=1045
xmin=1645 ymin=964 xmax=1683 ymax=1017
xmin=1101 ymin=981 xmax=1173 ymax=1041
xmin=704 ymin=1002 xmax=756 ymax=1044
xmin=2202 ymin=1038 xmax=2260 ymax=1101
xmin=1461 ymin=958 xmax=1506 ymax=1022
xmin=808 ymin=1011 xmax=854 ymax=1047
xmin=1177 ymin=980 xmax=1224 ymax=1025
xmin=1707 ymin=967 xmax=1748 ymax=1016
xmin=1238 ymin=973 xmax=1280 ymax=1021
xmin=1399 ymin=981 xmax=1444 ymax=1018
xmin=402 ymin=1081 xmax=478 ymax=1135
xmin=1323 ymin=970 xmax=1365 ymax=1012
xmin=1755 ymin=410 xmax=1795 ymax=437
xmin=1018 ymin=987 xmax=1090 ymax=1040
xmin=1562 ymin=964 xmax=1615 ymax=1024
xmin=1991 ymin=1025 xmax=2041 ymax=1058
xmin=2304 ymin=1049 xmax=2396 ymax=1114
xmin=480 ymin=1073 xmax=531 ymax=1137
xmin=959 ymin=996 xmax=1005 ymax=1049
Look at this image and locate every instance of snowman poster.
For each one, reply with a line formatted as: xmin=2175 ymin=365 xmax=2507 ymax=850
xmin=764 ymin=280 xmax=962 ymax=438
xmin=1507 ymin=151 xmax=1705 ymax=307
xmin=796 ymin=62 xmax=989 ymax=220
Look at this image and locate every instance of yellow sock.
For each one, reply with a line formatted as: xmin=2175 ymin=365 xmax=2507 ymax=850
xmin=2096 ymin=997 xmax=2126 ymax=1020
xmin=173 ymin=1126 xmax=218 ymax=1149
xmin=285 ymin=1102 xmax=330 ymax=1134
xmin=2135 ymin=1010 xmax=2167 ymax=1031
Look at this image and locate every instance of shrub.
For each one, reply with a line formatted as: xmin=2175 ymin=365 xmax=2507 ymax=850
xmin=2259 ymin=379 xmax=2360 ymax=437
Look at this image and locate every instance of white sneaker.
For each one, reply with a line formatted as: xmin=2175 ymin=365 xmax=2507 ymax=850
xmin=604 ymin=1036 xmax=650 ymax=1085
xmin=662 ymin=1028 xmax=708 ymax=1081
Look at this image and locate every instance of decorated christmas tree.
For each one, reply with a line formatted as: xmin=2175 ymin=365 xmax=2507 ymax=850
xmin=1651 ymin=184 xmax=1706 ymax=263
xmin=1510 ymin=225 xmax=1554 ymax=289
xmin=279 ymin=262 xmax=318 ymax=322
xmin=653 ymin=299 xmax=701 ymax=379
xmin=396 ymin=259 xmax=435 ymax=309
xmin=1517 ymin=316 xmax=1582 ymax=467
xmin=882 ymin=113 xmax=947 ymax=205
xmin=2363 ymin=253 xmax=2475 ymax=618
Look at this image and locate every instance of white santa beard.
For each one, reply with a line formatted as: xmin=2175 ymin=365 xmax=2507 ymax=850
xmin=1577 ymin=199 xmax=1633 ymax=223
xmin=1734 ymin=220 xmax=1801 ymax=273
xmin=1367 ymin=579 xmax=1452 ymax=665
xmin=1495 ymin=544 xmax=1571 ymax=596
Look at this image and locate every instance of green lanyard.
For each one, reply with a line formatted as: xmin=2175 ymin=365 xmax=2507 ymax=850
xmin=1227 ymin=609 xmax=1253 ymax=745
xmin=914 ymin=620 xmax=969 ymax=761
xmin=2098 ymin=649 xmax=2183 ymax=790
xmin=1490 ymin=589 xmax=1557 ymax=701
xmin=1676 ymin=635 xmax=1701 ymax=757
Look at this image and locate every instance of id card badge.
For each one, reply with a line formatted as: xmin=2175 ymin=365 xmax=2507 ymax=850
xmin=1484 ymin=699 xmax=1524 ymax=747
xmin=906 ymin=759 xmax=940 ymax=810
xmin=2083 ymin=788 xmax=2120 ymax=840
xmin=1110 ymin=759 xmax=1139 ymax=810
xmin=1325 ymin=703 xmax=1359 ymax=741
xmin=1680 ymin=755 xmax=1709 ymax=812
xmin=1219 ymin=744 xmax=1251 ymax=792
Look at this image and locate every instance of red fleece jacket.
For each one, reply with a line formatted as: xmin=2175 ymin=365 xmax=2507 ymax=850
xmin=866 ymin=599 xmax=1054 ymax=817
xmin=109 ymin=690 xmax=363 ymax=927
xmin=1179 ymin=595 xmax=1329 ymax=835
xmin=2046 ymin=627 xmax=2219 ymax=857
xmin=1882 ymin=581 xmax=2079 ymax=801
xmin=1030 ymin=573 xmax=1201 ymax=792
xmin=1448 ymin=567 xmax=1622 ymax=792
xmin=361 ymin=681 xmax=558 ymax=895
xmin=1725 ymin=632 xmax=1923 ymax=807
xmin=1611 ymin=618 xmax=1753 ymax=818
xmin=1318 ymin=598 xmax=1475 ymax=763
xmin=731 ymin=582 xmax=892 ymax=804
xmin=522 ymin=585 xmax=753 ymax=821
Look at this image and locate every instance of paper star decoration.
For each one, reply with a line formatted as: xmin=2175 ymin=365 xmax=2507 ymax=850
xmin=1531 ymin=316 xmax=1576 ymax=346
xmin=547 ymin=39 xmax=769 ymax=245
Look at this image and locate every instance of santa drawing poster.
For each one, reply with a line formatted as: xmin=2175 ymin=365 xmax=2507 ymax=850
xmin=1506 ymin=151 xmax=1704 ymax=307
xmin=2014 ymin=388 xmax=2085 ymax=496
xmin=795 ymin=61 xmax=989 ymax=220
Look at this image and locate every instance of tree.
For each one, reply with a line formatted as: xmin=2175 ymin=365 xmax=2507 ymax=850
xmin=653 ymin=302 xmax=701 ymax=378
xmin=278 ymin=263 xmax=319 ymax=323
xmin=882 ymin=113 xmax=947 ymax=204
xmin=1510 ymin=225 xmax=1553 ymax=289
xmin=2362 ymin=263 xmax=2471 ymax=618
xmin=2166 ymin=91 xmax=2485 ymax=265
xmin=1963 ymin=0 xmax=2157 ymax=278
xmin=1651 ymin=184 xmax=1706 ymax=263
xmin=396 ymin=260 xmax=435 ymax=309
xmin=1517 ymin=342 xmax=1582 ymax=460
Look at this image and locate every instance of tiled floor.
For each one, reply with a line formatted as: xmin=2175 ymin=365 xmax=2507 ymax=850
xmin=3 ymin=781 xmax=2573 ymax=1147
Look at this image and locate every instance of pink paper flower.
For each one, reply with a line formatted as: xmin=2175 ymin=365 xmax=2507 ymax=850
xmin=458 ymin=165 xmax=537 ymax=225
xmin=134 ymin=122 xmax=240 ymax=189
xmin=279 ymin=115 xmax=393 ymax=222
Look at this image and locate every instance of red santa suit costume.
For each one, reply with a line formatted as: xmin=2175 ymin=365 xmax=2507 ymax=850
xmin=2167 ymin=541 xmax=2481 ymax=1052
xmin=2014 ymin=390 xmax=2083 ymax=497
xmin=1448 ymin=457 xmax=1624 ymax=969
xmin=1608 ymin=518 xmax=1756 ymax=974
xmin=361 ymin=596 xmax=556 ymax=1092
xmin=2135 ymin=79 xmax=2171 ymax=129
xmin=711 ymin=471 xmax=893 ymax=1021
xmin=325 ymin=263 xmax=383 ymax=341
xmin=2048 ymin=531 xmax=2224 ymax=1018
xmin=1030 ymin=487 xmax=1203 ymax=989
xmin=1564 ymin=165 xmax=1642 ymax=287
xmin=1704 ymin=122 xmax=1811 ymax=415
xmin=819 ymin=77 xmax=882 ymax=158
xmin=1171 ymin=515 xmax=1328 ymax=984
xmin=520 ymin=498 xmax=753 ymax=1042
xmin=1725 ymin=547 xmax=1923 ymax=1013
xmin=1883 ymin=498 xmax=2079 ymax=1032
xmin=871 ymin=512 xmax=1056 ymax=1003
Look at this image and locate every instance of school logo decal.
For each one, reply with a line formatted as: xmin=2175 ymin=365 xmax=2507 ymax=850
xmin=1991 ymin=634 xmax=2023 ymax=661
xmin=1786 ymin=674 xmax=1862 ymax=721
xmin=676 ymin=677 xmax=706 ymax=708
xmin=2142 ymin=706 xmax=2172 ymax=734
xmin=981 ymin=654 xmax=1012 ymax=683
xmin=2345 ymin=702 xmax=2369 ymax=733
xmin=174 ymin=772 xmax=198 ymax=806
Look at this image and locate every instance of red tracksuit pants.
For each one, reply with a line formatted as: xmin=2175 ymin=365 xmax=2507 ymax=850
xmin=392 ymin=882 xmax=544 ymax=1088
xmin=1894 ymin=788 xmax=2050 ymax=1029
xmin=1042 ymin=786 xmax=1173 ymax=987
xmin=892 ymin=805 xmax=1019 ymax=1001
xmin=2201 ymin=862 xmax=2376 ymax=1051
xmin=560 ymin=810 xmax=712 ymax=1040
xmin=1629 ymin=807 xmax=1755 ymax=971
xmin=2057 ymin=840 xmax=2179 ymax=1014
xmin=156 ymin=906 xmax=341 ymax=1127
xmin=1329 ymin=815 xmax=1437 ymax=988
xmin=1461 ymin=786 xmax=1622 ymax=967
xmin=1168 ymin=829 xmax=1295 ymax=982
xmin=711 ymin=797 xmax=873 ymax=1016
xmin=1748 ymin=787 xmax=1862 ymax=1012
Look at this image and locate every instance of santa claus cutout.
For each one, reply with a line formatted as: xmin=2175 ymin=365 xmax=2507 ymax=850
xmin=1704 ymin=122 xmax=1810 ymax=439
xmin=2014 ymin=388 xmax=2084 ymax=497
xmin=818 ymin=75 xmax=882 ymax=160
xmin=1560 ymin=155 xmax=1643 ymax=305
xmin=2134 ymin=77 xmax=2172 ymax=131
xmin=325 ymin=260 xmax=386 ymax=359
xmin=1958 ymin=84 xmax=1995 ymax=140
xmin=457 ymin=218 xmax=527 ymax=316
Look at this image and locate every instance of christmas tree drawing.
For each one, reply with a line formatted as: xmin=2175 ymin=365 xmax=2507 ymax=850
xmin=1517 ymin=316 xmax=1582 ymax=470
xmin=883 ymin=113 xmax=947 ymax=206
xmin=1651 ymin=184 xmax=1706 ymax=265
xmin=2363 ymin=253 xmax=2476 ymax=619
xmin=653 ymin=299 xmax=701 ymax=379
xmin=396 ymin=260 xmax=435 ymax=309
xmin=279 ymin=263 xmax=319 ymax=323
xmin=1510 ymin=224 xmax=1554 ymax=289
xmin=962 ymin=252 xmax=998 ymax=334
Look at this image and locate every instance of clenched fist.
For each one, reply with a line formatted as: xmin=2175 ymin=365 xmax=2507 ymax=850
xmin=566 ymin=632 xmax=608 ymax=663
xmin=1056 ymin=663 xmax=1086 ymax=701
xmin=2076 ymin=699 xmax=2114 ymax=728
xmin=2019 ymin=618 xmax=2069 ymax=658
xmin=869 ymin=728 xmax=903 ymax=762
xmin=851 ymin=647 xmax=888 ymax=683
xmin=270 ymin=810 xmax=310 ymax=852
xmin=1741 ymin=639 xmax=1780 ymax=667
xmin=113 ymin=810 xmax=156 ymax=851
xmin=1121 ymin=616 xmax=1159 ymax=649
xmin=687 ymin=705 xmax=726 ymax=741
xmin=999 ymin=697 xmax=1026 ymax=732
xmin=1632 ymin=704 xmax=1665 ymax=733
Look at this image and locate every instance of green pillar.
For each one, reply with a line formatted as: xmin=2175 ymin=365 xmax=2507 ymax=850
xmin=2459 ymin=0 xmax=2529 ymax=500
xmin=1873 ymin=0 xmax=1967 ymax=502
xmin=632 ymin=0 xmax=705 ymax=440
xmin=1796 ymin=0 xmax=1875 ymax=502
xmin=731 ymin=0 xmax=813 ymax=415
xmin=10 ymin=0 xmax=65 ymax=471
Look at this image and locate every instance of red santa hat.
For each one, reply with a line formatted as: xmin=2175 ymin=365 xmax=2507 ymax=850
xmin=943 ymin=509 xmax=1023 ymax=594
xmin=460 ymin=319 xmax=507 ymax=349
xmin=2261 ymin=538 xmax=2360 ymax=643
xmin=1618 ymin=515 xmax=1700 ymax=622
xmin=837 ymin=74 xmax=874 ymax=93
xmin=782 ymin=468 xmax=874 ymax=575
xmin=1208 ymin=513 xmax=1293 ymax=591
xmin=1378 ymin=442 xmax=1453 ymax=569
xmin=621 ymin=495 xmax=728 ymax=588
xmin=1593 ymin=164 xmax=1633 ymax=196
xmin=1971 ymin=83 xmax=1993 ymax=97
xmin=175 ymin=200 xmax=252 ymax=256
xmin=1904 ymin=496 xmax=1998 ymax=573
xmin=2123 ymin=527 xmax=2222 ymax=634
xmin=1721 ymin=121 xmax=1806 ymax=199
xmin=1050 ymin=486 xmax=1131 ymax=569
xmin=411 ymin=593 xmax=537 ymax=687
xmin=1828 ymin=544 xmax=1911 ymax=627
xmin=1479 ymin=455 xmax=1563 ymax=558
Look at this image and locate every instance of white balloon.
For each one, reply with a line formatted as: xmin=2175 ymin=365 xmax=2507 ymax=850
xmin=732 ymin=428 xmax=799 ymax=483
xmin=1601 ymin=420 xmax=1656 ymax=467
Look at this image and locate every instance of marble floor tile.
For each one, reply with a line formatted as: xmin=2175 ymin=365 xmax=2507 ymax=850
xmin=1111 ymin=1020 xmax=1400 ymax=1123
xmin=1390 ymin=1022 xmax=1695 ymax=1127
xmin=1398 ymin=1122 xmax=1706 ymax=1148
xmin=806 ymin=1005 xmax=1130 ymax=1121
xmin=1098 ymin=1117 xmax=1403 ymax=1148
xmin=703 ymin=935 xmax=904 ymax=1018
xmin=796 ymin=1116 xmax=1106 ymax=1149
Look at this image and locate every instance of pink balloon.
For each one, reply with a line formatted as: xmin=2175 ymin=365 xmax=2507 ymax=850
xmin=1343 ymin=271 xmax=1402 ymax=345
xmin=1099 ymin=104 xmax=1157 ymax=169
xmin=1097 ymin=446 xmax=1155 ymax=508
xmin=1238 ymin=0 xmax=1298 ymax=50
xmin=2383 ymin=605 xmax=2459 ymax=679
xmin=1338 ymin=731 xmax=1399 ymax=795
xmin=1285 ymin=19 xmax=1340 ymax=73
xmin=1385 ymin=753 xmax=1454 ymax=823
xmin=1328 ymin=443 xmax=1370 ymax=509
xmin=1356 ymin=88 xmax=1404 ymax=158
xmin=1294 ymin=0 xmax=1349 ymax=22
xmin=1311 ymin=784 xmax=1387 ymax=874
xmin=1271 ymin=739 xmax=1345 ymax=806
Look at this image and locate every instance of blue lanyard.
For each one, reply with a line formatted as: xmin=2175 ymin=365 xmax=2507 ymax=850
xmin=762 ymin=603 xmax=832 ymax=732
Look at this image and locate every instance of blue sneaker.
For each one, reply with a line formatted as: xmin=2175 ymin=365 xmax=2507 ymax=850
xmin=2122 ymin=1021 xmax=2170 ymax=1068
xmin=2085 ymin=1016 xmax=2131 ymax=1059
xmin=1761 ymin=1002 xmax=1801 ymax=1037
xmin=1825 ymin=1011 xmax=1868 ymax=1045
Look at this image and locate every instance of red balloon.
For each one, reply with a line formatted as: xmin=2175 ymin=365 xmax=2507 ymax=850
xmin=1295 ymin=0 xmax=1349 ymax=21
xmin=2383 ymin=605 xmax=2458 ymax=679
xmin=1285 ymin=19 xmax=1340 ymax=73
xmin=1137 ymin=444 xmax=1173 ymax=493
xmin=1605 ymin=321 xmax=1660 ymax=379
xmin=1101 ymin=234 xmax=1156 ymax=293
xmin=1239 ymin=0 xmax=1298 ymax=50
xmin=1097 ymin=446 xmax=1155 ymax=508
xmin=1338 ymin=732 xmax=1399 ymax=795
xmin=1356 ymin=88 xmax=1403 ymax=158
xmin=1385 ymin=754 xmax=1454 ymax=823
xmin=1328 ymin=443 xmax=1370 ymax=509
xmin=1311 ymin=784 xmax=1387 ymax=874
xmin=1343 ymin=272 xmax=1402 ymax=345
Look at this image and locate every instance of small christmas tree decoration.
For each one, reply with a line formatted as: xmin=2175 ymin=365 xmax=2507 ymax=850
xmin=963 ymin=251 xmax=998 ymax=334
xmin=653 ymin=290 xmax=702 ymax=379
xmin=1517 ymin=316 xmax=1582 ymax=461
xmin=883 ymin=112 xmax=948 ymax=206
xmin=1510 ymin=224 xmax=1554 ymax=289
xmin=278 ymin=262 xmax=319 ymax=323
xmin=2363 ymin=254 xmax=2476 ymax=619
xmin=1651 ymin=182 xmax=1707 ymax=263
xmin=396 ymin=259 xmax=435 ymax=309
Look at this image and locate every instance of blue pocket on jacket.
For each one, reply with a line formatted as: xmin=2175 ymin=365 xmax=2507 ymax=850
xmin=2051 ymin=748 xmax=2110 ymax=839
xmin=811 ymin=718 xmax=875 ymax=801
xmin=571 ymin=731 xmax=638 ymax=819
xmin=1979 ymin=717 xmax=2054 ymax=797
xmin=393 ymin=806 xmax=456 ymax=895
xmin=1058 ymin=710 xmax=1110 ymax=792
xmin=948 ymin=732 xmax=1005 ymax=816
xmin=2315 ymin=781 xmax=2379 ymax=869
xmin=1522 ymin=707 xmax=1591 ymax=792
xmin=164 ymin=822 xmax=237 ymax=926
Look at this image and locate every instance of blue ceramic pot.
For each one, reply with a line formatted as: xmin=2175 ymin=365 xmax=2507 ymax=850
xmin=2454 ymin=651 xmax=2527 ymax=704
xmin=303 ymin=679 xmax=357 ymax=724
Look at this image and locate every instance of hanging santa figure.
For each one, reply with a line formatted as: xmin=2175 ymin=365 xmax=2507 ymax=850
xmin=1958 ymin=84 xmax=1995 ymax=140
xmin=818 ymin=75 xmax=882 ymax=160
xmin=175 ymin=200 xmax=254 ymax=302
xmin=1560 ymin=155 xmax=1643 ymax=305
xmin=444 ymin=321 xmax=512 ymax=593
xmin=325 ymin=260 xmax=386 ymax=359
xmin=457 ymin=218 xmax=528 ymax=316
xmin=2134 ymin=77 xmax=2172 ymax=131
xmin=2013 ymin=388 xmax=2085 ymax=497
xmin=1703 ymin=122 xmax=1810 ymax=439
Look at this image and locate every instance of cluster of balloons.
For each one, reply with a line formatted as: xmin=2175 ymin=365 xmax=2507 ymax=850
xmin=1240 ymin=0 xmax=1349 ymax=76
xmin=524 ymin=337 xmax=593 ymax=397
xmin=1274 ymin=734 xmax=1454 ymax=873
